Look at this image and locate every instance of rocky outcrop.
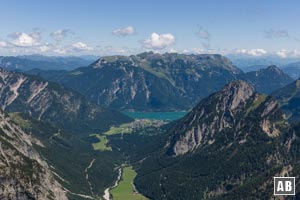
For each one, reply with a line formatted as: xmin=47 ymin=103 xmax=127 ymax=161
xmin=0 ymin=110 xmax=67 ymax=200
xmin=167 ymin=80 xmax=286 ymax=156
xmin=0 ymin=68 xmax=132 ymax=133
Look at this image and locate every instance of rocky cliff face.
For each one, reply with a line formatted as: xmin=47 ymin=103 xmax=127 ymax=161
xmin=0 ymin=110 xmax=67 ymax=200
xmin=0 ymin=68 xmax=131 ymax=133
xmin=167 ymin=80 xmax=287 ymax=155
xmin=135 ymin=80 xmax=297 ymax=200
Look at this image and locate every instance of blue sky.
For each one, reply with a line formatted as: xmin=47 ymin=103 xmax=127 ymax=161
xmin=0 ymin=0 xmax=300 ymax=57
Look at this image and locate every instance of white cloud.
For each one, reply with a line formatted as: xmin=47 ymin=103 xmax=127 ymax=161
xmin=276 ymin=49 xmax=288 ymax=58
xmin=53 ymin=48 xmax=67 ymax=54
xmin=112 ymin=26 xmax=136 ymax=36
xmin=0 ymin=41 xmax=7 ymax=47
xmin=235 ymin=48 xmax=267 ymax=56
xmin=168 ymin=48 xmax=177 ymax=53
xmin=9 ymin=32 xmax=41 ymax=47
xmin=38 ymin=43 xmax=53 ymax=52
xmin=51 ymin=29 xmax=74 ymax=41
xmin=143 ymin=33 xmax=175 ymax=50
xmin=192 ymin=48 xmax=205 ymax=54
xmin=71 ymin=42 xmax=93 ymax=51
xmin=276 ymin=49 xmax=300 ymax=58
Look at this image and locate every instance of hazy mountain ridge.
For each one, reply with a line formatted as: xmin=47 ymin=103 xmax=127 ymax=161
xmin=0 ymin=55 xmax=93 ymax=71
xmin=242 ymin=65 xmax=294 ymax=94
xmin=282 ymin=62 xmax=300 ymax=79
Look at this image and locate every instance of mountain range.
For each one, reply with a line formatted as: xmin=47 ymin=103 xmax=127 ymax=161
xmin=1 ymin=52 xmax=300 ymax=199
xmin=26 ymin=52 xmax=294 ymax=111
xmin=282 ymin=61 xmax=300 ymax=79
xmin=0 ymin=55 xmax=93 ymax=71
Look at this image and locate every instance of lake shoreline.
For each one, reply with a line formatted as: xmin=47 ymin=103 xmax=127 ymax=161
xmin=122 ymin=111 xmax=187 ymax=121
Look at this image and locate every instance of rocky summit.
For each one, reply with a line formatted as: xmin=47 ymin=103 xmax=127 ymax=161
xmin=167 ymin=80 xmax=285 ymax=155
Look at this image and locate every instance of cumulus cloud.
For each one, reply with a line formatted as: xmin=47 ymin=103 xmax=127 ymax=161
xmin=142 ymin=33 xmax=175 ymax=50
xmin=265 ymin=28 xmax=289 ymax=39
xmin=51 ymin=29 xmax=74 ymax=41
xmin=38 ymin=43 xmax=53 ymax=52
xmin=276 ymin=49 xmax=300 ymax=58
xmin=235 ymin=48 xmax=267 ymax=56
xmin=112 ymin=26 xmax=136 ymax=36
xmin=71 ymin=42 xmax=93 ymax=51
xmin=195 ymin=26 xmax=211 ymax=49
xmin=9 ymin=31 xmax=41 ymax=47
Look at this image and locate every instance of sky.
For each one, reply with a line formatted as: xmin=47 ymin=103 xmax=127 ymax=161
xmin=0 ymin=0 xmax=300 ymax=58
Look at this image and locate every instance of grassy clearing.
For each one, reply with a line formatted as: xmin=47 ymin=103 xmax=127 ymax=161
xmin=110 ymin=166 xmax=147 ymax=200
xmin=91 ymin=135 xmax=112 ymax=151
xmin=103 ymin=123 xmax=132 ymax=135
xmin=91 ymin=120 xmax=162 ymax=151
xmin=91 ymin=123 xmax=132 ymax=151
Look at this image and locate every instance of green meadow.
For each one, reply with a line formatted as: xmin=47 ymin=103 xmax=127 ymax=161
xmin=91 ymin=134 xmax=112 ymax=151
xmin=110 ymin=166 xmax=147 ymax=200
xmin=91 ymin=123 xmax=132 ymax=151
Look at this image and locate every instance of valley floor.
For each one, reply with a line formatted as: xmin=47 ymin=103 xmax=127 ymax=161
xmin=104 ymin=166 xmax=147 ymax=200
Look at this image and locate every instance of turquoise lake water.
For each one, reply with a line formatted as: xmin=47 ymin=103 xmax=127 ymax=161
xmin=122 ymin=111 xmax=187 ymax=121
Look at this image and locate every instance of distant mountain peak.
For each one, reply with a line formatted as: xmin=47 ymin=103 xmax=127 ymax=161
xmin=265 ymin=65 xmax=283 ymax=74
xmin=213 ymin=80 xmax=255 ymax=111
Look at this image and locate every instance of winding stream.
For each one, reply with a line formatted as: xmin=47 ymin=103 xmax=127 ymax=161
xmin=84 ymin=159 xmax=95 ymax=195
xmin=103 ymin=167 xmax=122 ymax=200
